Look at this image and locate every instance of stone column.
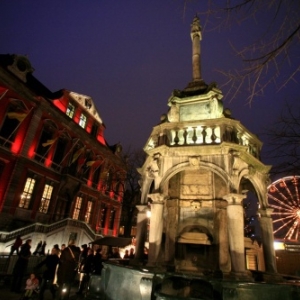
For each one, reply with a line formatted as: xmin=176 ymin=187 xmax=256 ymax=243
xmin=190 ymin=16 xmax=202 ymax=81
xmin=214 ymin=200 xmax=230 ymax=274
xmin=258 ymin=208 xmax=278 ymax=274
xmin=147 ymin=193 xmax=165 ymax=265
xmin=133 ymin=205 xmax=148 ymax=263
xmin=223 ymin=193 xmax=250 ymax=279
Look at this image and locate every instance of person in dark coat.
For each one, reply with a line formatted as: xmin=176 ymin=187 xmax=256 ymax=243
xmin=76 ymin=248 xmax=94 ymax=295
xmin=11 ymin=239 xmax=32 ymax=293
xmin=56 ymin=240 xmax=80 ymax=299
xmin=9 ymin=235 xmax=22 ymax=256
xmin=78 ymin=244 xmax=88 ymax=269
xmin=40 ymin=241 xmax=47 ymax=256
xmin=93 ymin=248 xmax=103 ymax=275
xmin=35 ymin=247 xmax=60 ymax=300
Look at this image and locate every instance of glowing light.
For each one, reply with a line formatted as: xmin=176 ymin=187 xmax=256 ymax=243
xmin=274 ymin=241 xmax=285 ymax=250
xmin=146 ymin=210 xmax=151 ymax=218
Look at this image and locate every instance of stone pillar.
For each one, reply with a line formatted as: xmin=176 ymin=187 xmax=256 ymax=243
xmin=223 ymin=193 xmax=251 ymax=279
xmin=258 ymin=208 xmax=278 ymax=274
xmin=165 ymin=199 xmax=178 ymax=264
xmin=133 ymin=205 xmax=148 ymax=263
xmin=190 ymin=16 xmax=202 ymax=81
xmin=214 ymin=200 xmax=230 ymax=274
xmin=147 ymin=193 xmax=165 ymax=265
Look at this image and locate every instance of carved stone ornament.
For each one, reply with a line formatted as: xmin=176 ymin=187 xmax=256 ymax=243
xmin=190 ymin=200 xmax=201 ymax=210
xmin=146 ymin=154 xmax=161 ymax=178
xmin=189 ymin=156 xmax=201 ymax=167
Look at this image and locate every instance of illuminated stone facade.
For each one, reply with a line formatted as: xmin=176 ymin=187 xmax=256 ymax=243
xmin=137 ymin=16 xmax=277 ymax=280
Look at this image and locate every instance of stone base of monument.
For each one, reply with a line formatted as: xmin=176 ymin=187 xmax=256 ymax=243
xmin=96 ymin=262 xmax=300 ymax=300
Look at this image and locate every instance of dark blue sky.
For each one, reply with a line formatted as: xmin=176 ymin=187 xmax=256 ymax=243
xmin=1 ymin=1 xmax=299 ymax=168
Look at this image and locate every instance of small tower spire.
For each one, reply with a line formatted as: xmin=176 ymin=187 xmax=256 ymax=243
xmin=191 ymin=15 xmax=202 ymax=82
xmin=184 ymin=15 xmax=207 ymax=92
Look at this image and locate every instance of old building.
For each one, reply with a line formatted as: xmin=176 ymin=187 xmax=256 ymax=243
xmin=0 ymin=54 xmax=126 ymax=252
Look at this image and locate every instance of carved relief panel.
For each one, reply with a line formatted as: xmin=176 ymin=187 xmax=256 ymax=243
xmin=180 ymin=169 xmax=213 ymax=200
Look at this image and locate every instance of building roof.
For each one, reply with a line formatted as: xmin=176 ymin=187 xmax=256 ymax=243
xmin=0 ymin=54 xmax=103 ymax=124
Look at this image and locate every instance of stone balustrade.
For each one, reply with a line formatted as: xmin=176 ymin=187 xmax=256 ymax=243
xmin=146 ymin=120 xmax=261 ymax=160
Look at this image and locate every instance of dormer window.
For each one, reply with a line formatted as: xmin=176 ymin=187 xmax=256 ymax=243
xmin=79 ymin=113 xmax=87 ymax=129
xmin=66 ymin=102 xmax=75 ymax=118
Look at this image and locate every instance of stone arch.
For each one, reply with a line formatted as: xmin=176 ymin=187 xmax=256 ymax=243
xmin=237 ymin=171 xmax=267 ymax=209
xmin=159 ymin=160 xmax=233 ymax=194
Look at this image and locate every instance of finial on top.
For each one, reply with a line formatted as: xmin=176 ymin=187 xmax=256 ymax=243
xmin=190 ymin=15 xmax=202 ymax=41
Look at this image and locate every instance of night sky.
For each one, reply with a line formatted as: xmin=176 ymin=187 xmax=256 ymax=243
xmin=1 ymin=1 xmax=299 ymax=170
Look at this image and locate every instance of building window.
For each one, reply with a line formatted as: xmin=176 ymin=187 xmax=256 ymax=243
xmin=66 ymin=103 xmax=75 ymax=118
xmin=39 ymin=183 xmax=53 ymax=213
xmin=52 ymin=134 xmax=69 ymax=169
xmin=19 ymin=177 xmax=36 ymax=209
xmin=119 ymin=226 xmax=124 ymax=236
xmin=35 ymin=120 xmax=57 ymax=163
xmin=105 ymin=171 xmax=113 ymax=192
xmin=109 ymin=208 xmax=116 ymax=230
xmin=100 ymin=206 xmax=107 ymax=228
xmin=73 ymin=196 xmax=83 ymax=220
xmin=92 ymin=164 xmax=102 ymax=188
xmin=91 ymin=123 xmax=98 ymax=137
xmin=79 ymin=113 xmax=87 ymax=129
xmin=131 ymin=226 xmax=137 ymax=237
xmin=85 ymin=201 xmax=93 ymax=223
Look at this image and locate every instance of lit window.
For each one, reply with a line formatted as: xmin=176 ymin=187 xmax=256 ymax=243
xmin=66 ymin=103 xmax=75 ymax=118
xmin=79 ymin=113 xmax=87 ymax=129
xmin=39 ymin=183 xmax=53 ymax=213
xmin=119 ymin=226 xmax=124 ymax=236
xmin=19 ymin=177 xmax=36 ymax=209
xmin=73 ymin=196 xmax=82 ymax=220
xmin=131 ymin=226 xmax=137 ymax=237
xmin=85 ymin=201 xmax=93 ymax=223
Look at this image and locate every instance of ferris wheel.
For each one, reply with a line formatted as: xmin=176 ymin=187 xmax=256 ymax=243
xmin=267 ymin=176 xmax=300 ymax=241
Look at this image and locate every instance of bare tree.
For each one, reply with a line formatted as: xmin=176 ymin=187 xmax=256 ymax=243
xmin=185 ymin=0 xmax=300 ymax=103
xmin=120 ymin=148 xmax=146 ymax=237
xmin=264 ymin=100 xmax=300 ymax=176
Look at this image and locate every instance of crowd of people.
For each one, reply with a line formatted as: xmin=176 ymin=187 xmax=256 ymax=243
xmin=8 ymin=236 xmax=137 ymax=299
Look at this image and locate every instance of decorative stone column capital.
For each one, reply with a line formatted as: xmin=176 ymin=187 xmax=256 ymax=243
xmin=148 ymin=193 xmax=166 ymax=204
xmin=223 ymin=193 xmax=246 ymax=205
